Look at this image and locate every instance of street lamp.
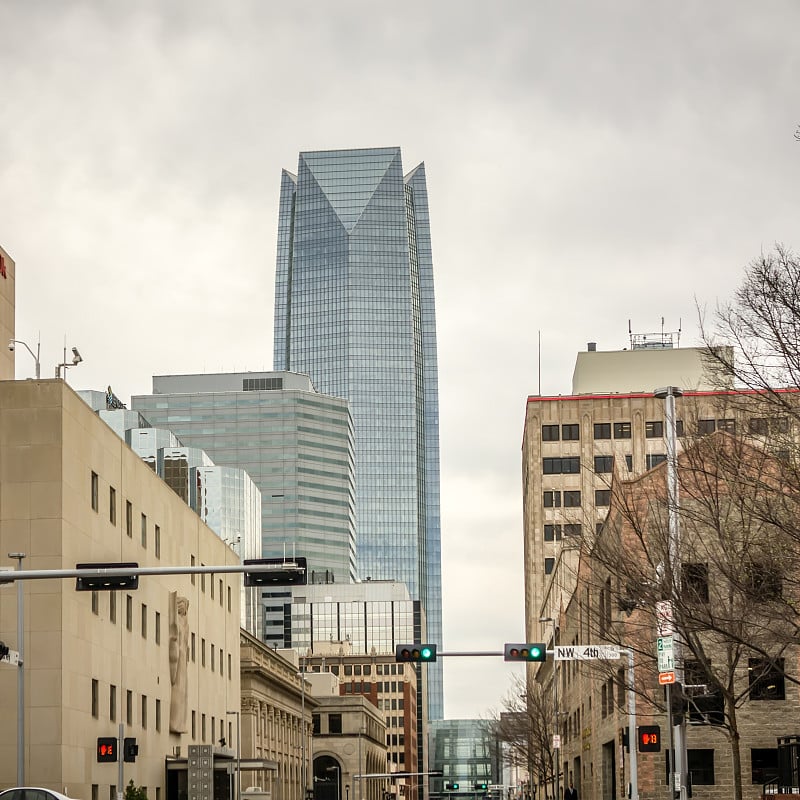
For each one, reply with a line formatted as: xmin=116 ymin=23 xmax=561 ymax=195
xmin=326 ymin=765 xmax=341 ymax=800
xmin=9 ymin=553 xmax=25 ymax=785
xmin=539 ymin=616 xmax=558 ymax=800
xmin=8 ymin=339 xmax=40 ymax=379
xmin=654 ymin=385 xmax=688 ymax=800
xmin=227 ymin=710 xmax=241 ymax=800
xmin=299 ymin=657 xmax=312 ymax=800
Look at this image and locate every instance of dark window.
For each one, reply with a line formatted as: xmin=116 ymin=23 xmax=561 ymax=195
xmin=91 ymin=472 xmax=99 ymax=512
xmin=562 ymin=424 xmax=580 ymax=441
xmin=682 ymin=563 xmax=709 ymax=603
xmin=594 ymin=455 xmax=613 ymax=473
xmin=746 ymin=561 xmax=783 ymax=601
xmin=625 ymin=454 xmax=633 ymax=471
xmin=155 ymin=525 xmax=161 ymax=558
xmin=751 ymin=748 xmax=779 ymax=784
xmin=109 ymin=487 xmax=116 ymax=525
xmin=562 ymin=457 xmax=580 ymax=473
xmin=646 ymin=453 xmax=667 ymax=469
xmin=645 ymin=420 xmax=664 ymax=438
xmin=717 ymin=418 xmax=736 ymax=433
xmin=564 ymin=523 xmax=582 ymax=537
xmin=676 ymin=419 xmax=685 ymax=436
xmin=688 ymin=749 xmax=715 ymax=785
xmin=614 ymin=422 xmax=632 ymax=439
xmin=329 ymin=713 xmax=343 ymax=734
xmin=126 ymin=595 xmax=133 ymax=631
xmin=685 ymin=661 xmax=724 ymax=725
xmin=748 ymin=658 xmax=785 ymax=700
xmin=141 ymin=514 xmax=147 ymax=548
xmin=543 ymin=491 xmax=561 ymax=508
xmin=773 ymin=417 xmax=789 ymax=433
xmin=541 ymin=424 xmax=560 ymax=442
xmin=563 ymin=490 xmax=581 ymax=507
xmin=313 ymin=715 xmax=321 ymax=734
xmin=126 ymin=502 xmax=133 ymax=538
xmin=544 ymin=524 xmax=561 ymax=542
xmin=243 ymin=377 xmax=284 ymax=391
xmin=594 ymin=423 xmax=611 ymax=440
xmin=595 ymin=489 xmax=611 ymax=506
xmin=698 ymin=419 xmax=716 ymax=435
xmin=544 ymin=558 xmax=555 ymax=575
xmin=543 ymin=457 xmax=580 ymax=474
xmin=92 ymin=679 xmax=99 ymax=718
xmin=749 ymin=417 xmax=769 ymax=435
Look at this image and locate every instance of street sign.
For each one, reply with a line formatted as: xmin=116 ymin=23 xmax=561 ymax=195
xmin=554 ymin=644 xmax=620 ymax=661
xmin=0 ymin=648 xmax=20 ymax=666
xmin=658 ymin=671 xmax=676 ymax=685
xmin=656 ymin=601 xmax=674 ymax=636
xmin=657 ymin=636 xmax=674 ymax=672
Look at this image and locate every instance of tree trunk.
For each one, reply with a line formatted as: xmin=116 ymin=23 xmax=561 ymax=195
xmin=727 ymin=698 xmax=744 ymax=800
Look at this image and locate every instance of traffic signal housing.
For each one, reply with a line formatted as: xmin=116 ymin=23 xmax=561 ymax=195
xmin=504 ymin=643 xmax=546 ymax=662
xmin=445 ymin=783 xmax=460 ymax=791
xmin=123 ymin=737 xmax=139 ymax=762
xmin=669 ymin=682 xmax=689 ymax=726
xmin=395 ymin=644 xmax=437 ymax=663
xmin=243 ymin=557 xmax=307 ymax=586
xmin=97 ymin=737 xmax=117 ymax=762
xmin=638 ymin=725 xmax=662 ymax=752
xmin=474 ymin=783 xmax=488 ymax=793
xmin=76 ymin=563 xmax=139 ymax=591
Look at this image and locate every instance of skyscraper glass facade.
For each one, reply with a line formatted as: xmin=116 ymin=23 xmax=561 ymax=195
xmin=273 ymin=147 xmax=443 ymax=718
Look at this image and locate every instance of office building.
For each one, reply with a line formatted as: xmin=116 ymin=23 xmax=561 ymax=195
xmin=132 ymin=371 xmax=356 ymax=587
xmin=273 ymin=147 xmax=443 ymax=719
xmin=428 ymin=719 xmax=496 ymax=797
xmin=1 ymin=244 xmax=15 ymax=380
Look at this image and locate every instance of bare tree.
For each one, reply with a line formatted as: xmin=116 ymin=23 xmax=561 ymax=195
xmin=585 ymin=429 xmax=800 ymax=800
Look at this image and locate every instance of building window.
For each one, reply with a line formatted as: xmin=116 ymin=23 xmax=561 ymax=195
xmin=156 ymin=699 xmax=161 ymax=732
xmin=563 ymin=523 xmax=582 ymax=537
xmin=688 ymin=749 xmax=715 ymax=785
xmin=201 ymin=638 xmax=206 ymax=667
xmin=698 ymin=419 xmax=716 ymax=435
xmin=141 ymin=514 xmax=147 ymax=548
xmin=155 ymin=525 xmax=161 ymax=558
xmin=543 ymin=490 xmax=561 ymax=507
xmin=614 ymin=422 xmax=632 ymax=439
xmin=595 ymin=489 xmax=611 ymax=506
xmin=227 ymin=586 xmax=232 ymax=612
xmin=646 ymin=453 xmax=667 ymax=469
xmin=625 ymin=454 xmax=633 ymax=471
xmin=645 ymin=420 xmax=664 ymax=438
xmin=594 ymin=455 xmax=613 ymax=473
xmin=228 ymin=654 xmax=232 ymax=679
xmin=751 ymin=749 xmax=779 ymax=784
xmin=191 ymin=710 xmax=196 ymax=740
xmin=91 ymin=591 xmax=99 ymax=615
xmin=749 ymin=658 xmax=785 ymax=700
xmin=126 ymin=690 xmax=133 ymax=725
xmin=110 ymin=685 xmax=117 ymax=722
xmin=544 ymin=558 xmax=555 ymax=575
xmin=110 ymin=591 xmax=116 ymax=624
xmin=211 ymin=644 xmax=215 ymax=672
xmin=91 ymin=472 xmax=99 ymax=512
xmin=543 ymin=457 xmax=580 ymax=474
xmin=593 ymin=423 xmax=611 ymax=440
xmin=717 ymin=418 xmax=736 ymax=433
xmin=201 ymin=713 xmax=206 ymax=741
xmin=141 ymin=604 xmax=147 ymax=638
xmin=541 ymin=424 xmax=560 ymax=441
xmin=329 ymin=713 xmax=343 ymax=734
xmin=191 ymin=633 xmax=196 ymax=662
xmin=109 ymin=487 xmax=116 ymax=525
xmin=544 ymin=524 xmax=562 ymax=542
xmin=126 ymin=501 xmax=133 ymax=538
xmin=155 ymin=611 xmax=161 ymax=644
xmin=92 ymin=679 xmax=99 ymax=718
xmin=219 ymin=579 xmax=223 ymax=605
xmin=126 ymin=595 xmax=133 ymax=631
xmin=561 ymin=424 xmax=580 ymax=441
xmin=313 ymin=715 xmax=321 ymax=735
xmin=682 ymin=563 xmax=709 ymax=603
xmin=563 ymin=490 xmax=581 ymax=507
xmin=684 ymin=660 xmax=724 ymax=724
xmin=191 ymin=555 xmax=196 ymax=585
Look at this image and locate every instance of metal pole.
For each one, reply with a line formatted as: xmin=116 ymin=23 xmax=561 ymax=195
xmin=10 ymin=552 xmax=25 ymax=785
xmin=301 ymin=659 xmax=307 ymax=800
xmin=657 ymin=386 xmax=687 ymax=800
xmin=118 ymin=723 xmax=124 ymax=800
xmin=358 ymin=729 xmax=363 ymax=800
xmin=625 ymin=649 xmax=638 ymax=800
xmin=238 ymin=711 xmax=242 ymax=800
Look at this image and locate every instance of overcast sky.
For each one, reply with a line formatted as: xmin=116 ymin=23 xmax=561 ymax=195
xmin=2 ymin=0 xmax=799 ymax=720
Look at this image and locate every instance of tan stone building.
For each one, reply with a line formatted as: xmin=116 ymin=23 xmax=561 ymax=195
xmin=0 ymin=379 xmax=242 ymax=798
xmin=0 ymin=244 xmax=15 ymax=381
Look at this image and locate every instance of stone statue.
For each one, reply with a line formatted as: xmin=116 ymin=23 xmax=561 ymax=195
xmin=169 ymin=592 xmax=189 ymax=733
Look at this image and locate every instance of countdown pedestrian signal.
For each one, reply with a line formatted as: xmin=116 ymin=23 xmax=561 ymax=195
xmin=97 ymin=736 xmax=117 ymax=762
xmin=395 ymin=644 xmax=437 ymax=663
xmin=638 ymin=725 xmax=661 ymax=752
xmin=504 ymin=643 xmax=546 ymax=662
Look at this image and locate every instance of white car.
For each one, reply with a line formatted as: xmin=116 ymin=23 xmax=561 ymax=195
xmin=0 ymin=789 xmax=80 ymax=800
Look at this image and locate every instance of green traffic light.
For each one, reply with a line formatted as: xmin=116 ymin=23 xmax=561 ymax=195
xmin=421 ymin=646 xmax=433 ymax=660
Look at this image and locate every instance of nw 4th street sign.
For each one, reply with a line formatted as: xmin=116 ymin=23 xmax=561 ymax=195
xmin=554 ymin=645 xmax=620 ymax=661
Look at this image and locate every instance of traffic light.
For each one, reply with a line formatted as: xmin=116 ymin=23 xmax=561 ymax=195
xmin=474 ymin=784 xmax=488 ymax=793
xmin=445 ymin=783 xmax=460 ymax=791
xmin=638 ymin=725 xmax=662 ymax=752
xmin=620 ymin=727 xmax=629 ymax=752
xmin=503 ymin=643 xmax=546 ymax=662
xmin=97 ymin=736 xmax=117 ymax=762
xmin=76 ymin=562 xmax=139 ymax=591
xmin=123 ymin=737 xmax=139 ymax=762
xmin=395 ymin=644 xmax=437 ymax=663
xmin=243 ymin=557 xmax=307 ymax=586
xmin=669 ymin=682 xmax=688 ymax=726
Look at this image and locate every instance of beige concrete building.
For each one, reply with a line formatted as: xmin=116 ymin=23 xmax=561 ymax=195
xmin=0 ymin=245 xmax=14 ymax=381
xmin=0 ymin=379 xmax=242 ymax=798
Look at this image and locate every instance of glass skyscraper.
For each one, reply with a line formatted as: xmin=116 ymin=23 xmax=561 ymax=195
xmin=273 ymin=147 xmax=443 ymax=719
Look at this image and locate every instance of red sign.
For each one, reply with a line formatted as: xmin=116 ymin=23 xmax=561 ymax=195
xmin=97 ymin=737 xmax=117 ymax=762
xmin=658 ymin=671 xmax=676 ymax=685
xmin=638 ymin=725 xmax=662 ymax=752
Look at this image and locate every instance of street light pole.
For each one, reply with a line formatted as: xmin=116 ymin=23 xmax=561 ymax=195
xmin=227 ymin=710 xmax=241 ymax=800
xmin=538 ymin=617 xmax=558 ymax=800
xmin=300 ymin=658 xmax=308 ymax=800
xmin=8 ymin=339 xmax=40 ymax=379
xmin=10 ymin=552 xmax=25 ymax=785
xmin=655 ymin=385 xmax=687 ymax=800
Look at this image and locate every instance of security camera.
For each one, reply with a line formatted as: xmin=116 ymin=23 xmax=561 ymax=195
xmin=71 ymin=347 xmax=82 ymax=365
xmin=7 ymin=340 xmax=14 ymax=352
